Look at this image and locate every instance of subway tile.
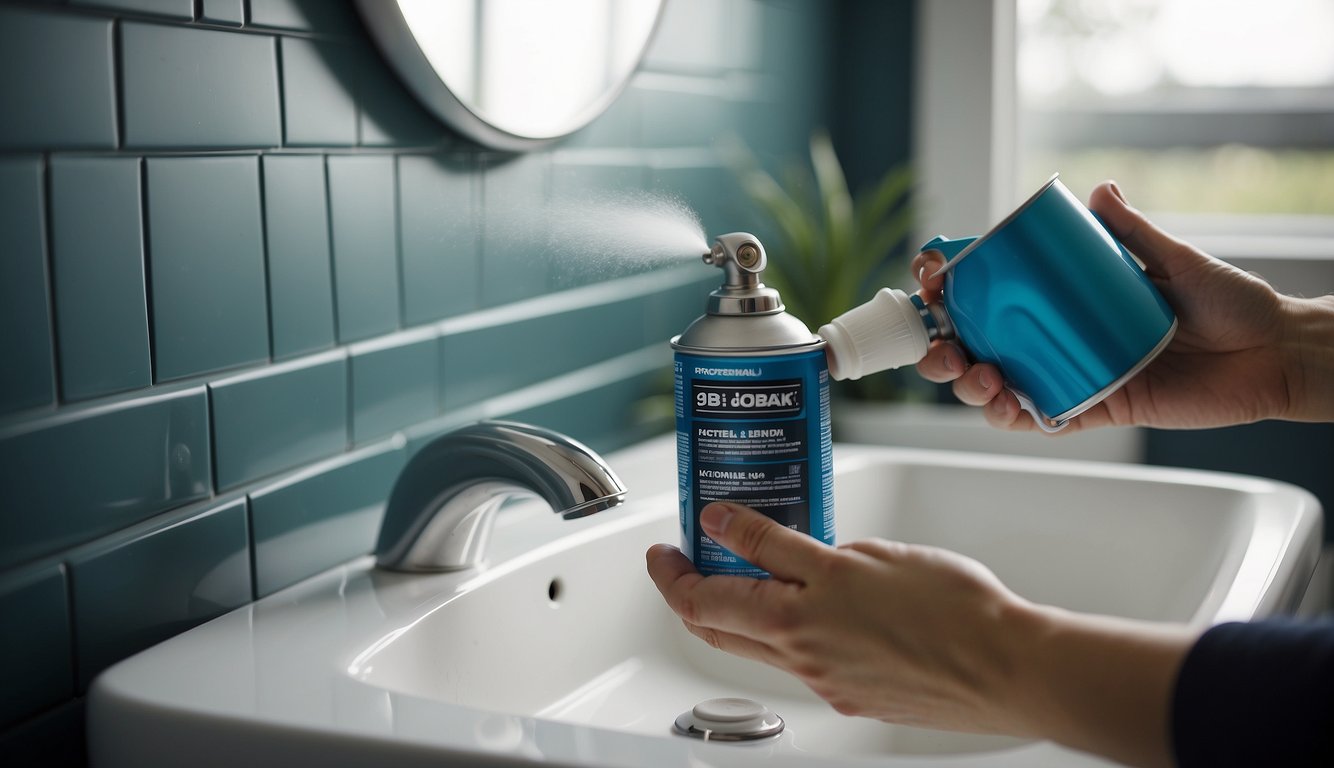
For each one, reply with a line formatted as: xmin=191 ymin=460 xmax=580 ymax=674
xmin=645 ymin=274 xmax=716 ymax=345
xmin=760 ymin=1 xmax=830 ymax=93
xmin=641 ymin=0 xmax=732 ymax=74
xmin=637 ymin=86 xmax=728 ymax=148
xmin=250 ymin=441 xmax=405 ymax=597
xmin=69 ymin=497 xmax=250 ymax=690
xmin=146 ymin=156 xmax=269 ymax=381
xmin=441 ymin=297 xmax=644 ymax=411
xmin=121 ymin=23 xmax=280 ymax=149
xmin=0 ymin=563 xmax=72 ymax=729
xmin=354 ymin=46 xmax=443 ymax=148
xmin=327 ymin=155 xmax=400 ymax=341
xmin=501 ymin=367 xmax=666 ymax=455
xmin=72 ymin=0 xmax=193 ymax=19
xmin=0 ymin=7 xmax=116 ymax=149
xmin=350 ymin=333 xmax=439 ymax=444
xmin=735 ymin=97 xmax=802 ymax=158
xmin=548 ymin=161 xmax=653 ymax=290
xmin=0 ymin=387 xmax=212 ymax=571
xmin=200 ymin=0 xmax=244 ymax=25
xmin=210 ymin=351 xmax=348 ymax=490
xmin=397 ymin=154 xmax=479 ymax=324
xmin=650 ymin=164 xmax=739 ymax=244
xmin=481 ymin=153 xmax=550 ymax=307
xmin=248 ymin=0 xmax=361 ymax=35
xmin=0 ymin=157 xmax=55 ymax=415
xmin=247 ymin=0 xmax=314 ymax=28
xmin=281 ymin=38 xmax=357 ymax=147
xmin=49 ymin=157 xmax=152 ymax=401
xmin=550 ymin=161 xmax=648 ymax=198
xmin=261 ymin=155 xmax=336 ymax=359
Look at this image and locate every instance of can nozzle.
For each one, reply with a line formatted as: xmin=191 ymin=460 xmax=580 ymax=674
xmin=705 ymin=233 xmax=768 ymax=281
xmin=702 ymin=233 xmax=782 ymax=316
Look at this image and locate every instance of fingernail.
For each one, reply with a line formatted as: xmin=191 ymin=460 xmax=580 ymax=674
xmin=700 ymin=503 xmax=735 ymax=537
xmin=979 ymin=370 xmax=992 ymax=390
xmin=942 ymin=352 xmax=956 ymax=373
xmin=1109 ymin=181 xmax=1128 ymax=204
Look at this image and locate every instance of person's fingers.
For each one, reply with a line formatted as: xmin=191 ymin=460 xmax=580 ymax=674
xmin=910 ymin=249 xmax=947 ymax=297
xmin=916 ymin=342 xmax=968 ymax=383
xmin=981 ymin=388 xmax=1032 ymax=431
xmin=1088 ymin=181 xmax=1200 ymax=279
xmin=678 ymin=619 xmax=783 ymax=666
xmin=699 ymin=503 xmax=829 ymax=583
xmin=645 ymin=542 xmax=802 ymax=636
xmin=950 ymin=362 xmax=1005 ymax=407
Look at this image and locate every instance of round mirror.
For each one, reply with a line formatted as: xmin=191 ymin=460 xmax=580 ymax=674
xmin=356 ymin=0 xmax=665 ymax=151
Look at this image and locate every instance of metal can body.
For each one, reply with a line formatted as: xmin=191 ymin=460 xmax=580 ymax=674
xmin=673 ymin=347 xmax=833 ymax=577
xmin=923 ymin=177 xmax=1177 ymax=428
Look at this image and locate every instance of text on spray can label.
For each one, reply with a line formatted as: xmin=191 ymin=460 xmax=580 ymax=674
xmin=674 ymin=349 xmax=833 ymax=577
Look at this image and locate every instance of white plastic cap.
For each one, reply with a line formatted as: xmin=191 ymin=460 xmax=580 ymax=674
xmin=818 ymin=288 xmax=930 ymax=380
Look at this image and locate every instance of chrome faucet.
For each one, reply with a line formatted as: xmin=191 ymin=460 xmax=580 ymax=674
xmin=374 ymin=421 xmax=627 ymax=572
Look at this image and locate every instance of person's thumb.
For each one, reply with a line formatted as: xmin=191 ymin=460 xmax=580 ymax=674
xmin=1088 ymin=181 xmax=1201 ymax=279
xmin=699 ymin=502 xmax=827 ymax=583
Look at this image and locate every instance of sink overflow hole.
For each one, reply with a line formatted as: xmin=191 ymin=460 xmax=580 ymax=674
xmin=547 ymin=578 xmax=563 ymax=604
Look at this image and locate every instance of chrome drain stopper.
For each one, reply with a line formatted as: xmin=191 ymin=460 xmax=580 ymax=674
xmin=673 ymin=697 xmax=784 ymax=742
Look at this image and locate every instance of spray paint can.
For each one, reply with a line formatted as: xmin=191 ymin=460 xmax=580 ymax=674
xmin=671 ymin=233 xmax=833 ymax=578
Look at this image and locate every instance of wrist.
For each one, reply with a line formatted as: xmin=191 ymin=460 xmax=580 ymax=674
xmin=1278 ymin=294 xmax=1334 ymax=422
xmin=1000 ymin=603 xmax=1197 ymax=767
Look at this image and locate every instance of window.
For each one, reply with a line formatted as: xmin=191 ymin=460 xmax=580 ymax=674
xmin=1017 ymin=0 xmax=1334 ymax=220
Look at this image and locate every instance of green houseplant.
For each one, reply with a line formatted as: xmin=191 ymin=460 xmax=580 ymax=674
xmin=727 ymin=131 xmax=918 ymax=401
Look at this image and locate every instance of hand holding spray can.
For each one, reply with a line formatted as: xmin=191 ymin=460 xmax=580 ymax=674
xmin=672 ymin=234 xmax=834 ymax=578
xmin=819 ymin=175 xmax=1177 ymax=432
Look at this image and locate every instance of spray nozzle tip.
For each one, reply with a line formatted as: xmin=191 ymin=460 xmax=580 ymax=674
xmin=707 ymin=233 xmax=767 ymax=274
xmin=735 ymin=243 xmax=761 ymax=269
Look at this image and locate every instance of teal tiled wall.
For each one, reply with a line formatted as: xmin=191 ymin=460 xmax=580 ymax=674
xmin=0 ymin=0 xmax=839 ymax=760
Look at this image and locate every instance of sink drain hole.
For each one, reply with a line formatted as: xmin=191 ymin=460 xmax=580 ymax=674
xmin=673 ymin=697 xmax=784 ymax=742
xmin=547 ymin=578 xmax=563 ymax=604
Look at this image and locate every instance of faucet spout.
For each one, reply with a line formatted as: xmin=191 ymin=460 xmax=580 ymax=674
xmin=374 ymin=421 xmax=627 ymax=572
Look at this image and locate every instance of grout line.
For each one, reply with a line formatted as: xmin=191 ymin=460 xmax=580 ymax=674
xmin=204 ymin=383 xmax=221 ymax=495
xmin=256 ymin=156 xmax=276 ymax=362
xmin=345 ymin=343 xmax=355 ymax=450
xmin=244 ymin=495 xmax=259 ymax=602
xmin=21 ymin=2 xmax=356 ymax=43
xmin=393 ymin=155 xmax=406 ymax=328
xmin=110 ymin=18 xmax=124 ymax=151
xmin=138 ymin=157 xmax=157 ymax=385
xmin=323 ymin=154 xmax=342 ymax=343
xmin=61 ymin=562 xmax=81 ymax=696
xmin=39 ymin=153 xmax=63 ymax=407
xmin=273 ymin=32 xmax=287 ymax=147
xmin=0 ymin=145 xmax=456 ymax=160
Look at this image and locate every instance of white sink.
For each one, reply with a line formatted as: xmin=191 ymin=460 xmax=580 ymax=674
xmin=89 ymin=436 xmax=1321 ymax=768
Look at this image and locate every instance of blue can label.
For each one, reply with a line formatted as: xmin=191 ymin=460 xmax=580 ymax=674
xmin=674 ymin=349 xmax=834 ymax=577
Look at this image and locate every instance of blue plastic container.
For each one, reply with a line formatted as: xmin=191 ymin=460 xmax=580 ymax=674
xmin=923 ymin=176 xmax=1177 ymax=430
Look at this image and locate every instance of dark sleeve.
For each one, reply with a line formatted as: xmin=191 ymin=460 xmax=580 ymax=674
xmin=1172 ymin=618 xmax=1334 ymax=767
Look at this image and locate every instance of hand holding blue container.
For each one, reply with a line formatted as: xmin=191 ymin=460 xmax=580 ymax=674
xmin=820 ymin=175 xmax=1178 ymax=432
